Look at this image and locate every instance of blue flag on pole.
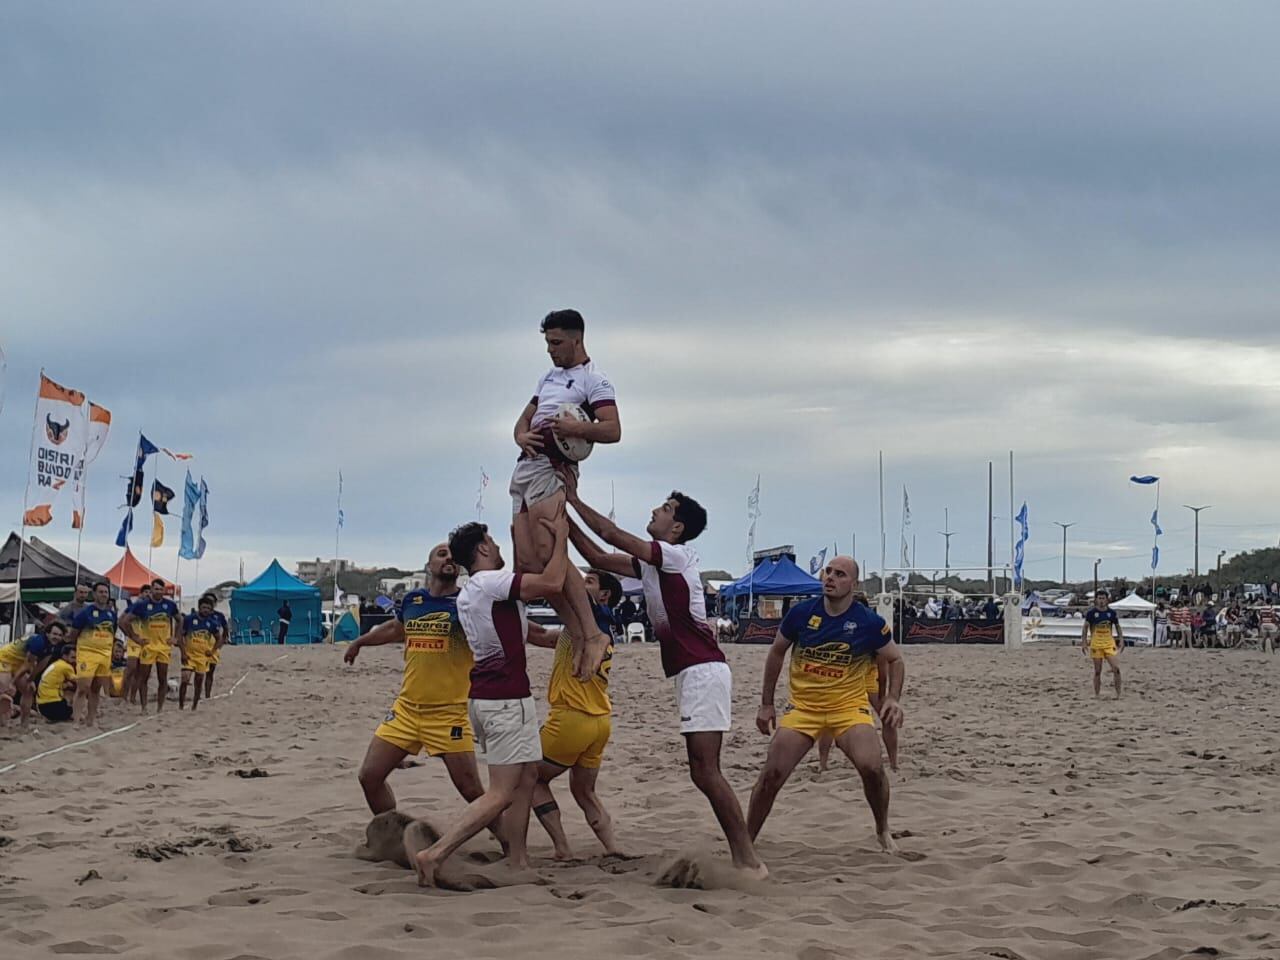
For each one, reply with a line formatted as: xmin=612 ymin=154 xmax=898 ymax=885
xmin=1130 ymin=475 xmax=1160 ymax=485
xmin=1014 ymin=502 xmax=1029 ymax=588
xmin=179 ymin=471 xmax=199 ymax=559
xmin=117 ymin=433 xmax=159 ymax=544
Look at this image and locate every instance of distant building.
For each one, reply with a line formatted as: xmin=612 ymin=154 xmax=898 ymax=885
xmin=378 ymin=573 xmax=427 ymax=597
xmin=753 ymin=545 xmax=796 ymax=564
xmin=296 ymin=557 xmax=353 ymax=584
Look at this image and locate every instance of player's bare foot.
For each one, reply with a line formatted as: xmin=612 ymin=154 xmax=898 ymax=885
xmin=659 ymin=855 xmax=768 ymax=889
xmin=877 ymin=829 xmax=900 ymax=855
xmin=552 ymin=846 xmax=576 ymax=862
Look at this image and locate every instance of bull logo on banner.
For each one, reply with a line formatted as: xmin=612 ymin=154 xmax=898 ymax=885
xmin=46 ymin=413 xmax=71 ymax=445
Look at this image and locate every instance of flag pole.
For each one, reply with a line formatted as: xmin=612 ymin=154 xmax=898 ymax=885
xmin=334 ymin=470 xmax=343 ymax=611
xmin=11 ymin=370 xmax=44 ymax=635
xmin=878 ymin=451 xmax=886 ymax=594
xmin=1008 ymin=451 xmax=1016 ymax=595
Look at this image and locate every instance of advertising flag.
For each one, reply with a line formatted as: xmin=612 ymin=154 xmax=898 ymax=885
xmin=151 ymin=512 xmax=165 ymax=548
xmin=809 ymin=547 xmax=828 ymax=576
xmin=152 ymin=479 xmax=176 ymax=515
xmin=72 ymin=401 xmax=112 ymax=529
xmin=24 ymin=374 xmax=88 ymax=527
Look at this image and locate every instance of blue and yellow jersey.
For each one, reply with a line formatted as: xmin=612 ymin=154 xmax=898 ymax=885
xmin=183 ymin=613 xmax=220 ymax=658
xmin=780 ymin=598 xmax=891 ymax=712
xmin=1085 ymin=608 xmax=1119 ymax=647
xmin=72 ymin=604 xmax=119 ymax=655
xmin=547 ymin=623 xmax=612 ymax=716
xmin=128 ymin=599 xmax=179 ymax=647
xmin=396 ymin=589 xmax=472 ymax=708
xmin=0 ymin=632 xmax=48 ymax=671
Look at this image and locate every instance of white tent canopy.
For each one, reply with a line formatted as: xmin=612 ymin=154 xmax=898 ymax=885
xmin=1110 ymin=592 xmax=1156 ymax=611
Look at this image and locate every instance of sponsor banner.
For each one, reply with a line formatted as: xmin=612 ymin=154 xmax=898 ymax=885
xmin=736 ymin=617 xmax=782 ymax=644
xmin=899 ymin=617 xmax=1005 ymax=645
xmin=24 ymin=374 xmax=88 ymax=527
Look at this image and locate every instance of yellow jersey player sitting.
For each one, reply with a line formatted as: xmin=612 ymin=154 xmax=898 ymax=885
xmin=530 ymin=570 xmax=622 ymax=859
xmin=747 ymin=556 xmax=906 ymax=854
xmin=37 ymin=643 xmax=78 ymax=724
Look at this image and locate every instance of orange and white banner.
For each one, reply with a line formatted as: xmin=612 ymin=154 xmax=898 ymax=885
xmin=72 ymin=402 xmax=113 ymax=529
xmin=24 ymin=374 xmax=88 ymax=527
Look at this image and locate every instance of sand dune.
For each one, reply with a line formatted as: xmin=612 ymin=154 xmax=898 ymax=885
xmin=2 ymin=643 xmax=1279 ymax=959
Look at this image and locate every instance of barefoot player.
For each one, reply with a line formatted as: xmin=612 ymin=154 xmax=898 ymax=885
xmin=203 ymin=595 xmax=228 ymax=698
xmin=179 ymin=595 xmax=220 ymax=711
xmin=409 ymin=517 xmax=569 ymax=887
xmin=345 ymin=544 xmax=503 ymax=833
xmin=120 ymin=578 xmax=181 ymax=714
xmin=509 ymin=309 xmax=617 ymax=681
xmin=746 ymin=556 xmax=905 ymax=854
xmin=66 ymin=581 xmax=117 ymax=728
xmin=561 ymin=471 xmax=767 ymax=879
xmin=1083 ymin=589 xmax=1123 ymax=698
xmin=530 ymin=569 xmax=621 ymax=859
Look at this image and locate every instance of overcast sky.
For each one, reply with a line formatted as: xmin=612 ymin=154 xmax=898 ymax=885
xmin=3 ymin=2 xmax=1278 ymax=594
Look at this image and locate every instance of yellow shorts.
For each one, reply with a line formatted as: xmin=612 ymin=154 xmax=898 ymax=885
xmin=208 ymin=645 xmax=221 ymax=666
xmin=110 ymin=670 xmax=125 ymax=696
xmin=76 ymin=647 xmax=112 ymax=680
xmin=780 ymin=702 xmax=875 ymax=741
xmin=126 ymin=639 xmax=143 ymax=660
xmin=540 ymin=706 xmax=611 ymax=769
xmin=184 ymin=650 xmax=210 ymax=675
xmin=140 ymin=642 xmax=172 ymax=666
xmin=1091 ymin=641 xmax=1118 ymax=660
xmin=375 ymin=700 xmax=473 ymax=757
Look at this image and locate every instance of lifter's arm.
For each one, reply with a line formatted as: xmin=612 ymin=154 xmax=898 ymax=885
xmin=560 ymin=468 xmax=651 ymax=561
xmin=755 ymin=630 xmax=792 ymax=735
xmin=568 ymin=518 xmax=638 ymax=578
xmin=343 ymin=617 xmax=406 ymax=663
xmin=526 ymin=623 xmax=560 ymax=649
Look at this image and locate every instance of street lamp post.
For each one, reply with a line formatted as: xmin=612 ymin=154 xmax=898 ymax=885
xmin=1093 ymin=558 xmax=1103 ymax=597
xmin=939 ymin=507 xmax=955 ymax=581
xmin=1183 ymin=505 xmax=1211 ymax=578
xmin=1053 ymin=521 xmax=1076 ymax=586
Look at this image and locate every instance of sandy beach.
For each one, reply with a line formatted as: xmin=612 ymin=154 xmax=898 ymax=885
xmin=2 ymin=642 xmax=1279 ymax=960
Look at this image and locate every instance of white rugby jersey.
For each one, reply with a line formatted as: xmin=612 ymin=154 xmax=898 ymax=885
xmin=529 ymin=360 xmax=617 ymax=430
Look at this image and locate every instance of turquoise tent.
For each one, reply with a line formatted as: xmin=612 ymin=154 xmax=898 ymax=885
xmin=332 ymin=610 xmax=360 ymax=643
xmin=230 ymin=559 xmax=323 ymax=644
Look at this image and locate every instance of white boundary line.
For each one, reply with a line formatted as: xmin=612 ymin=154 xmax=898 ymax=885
xmin=0 ymin=653 xmax=287 ymax=776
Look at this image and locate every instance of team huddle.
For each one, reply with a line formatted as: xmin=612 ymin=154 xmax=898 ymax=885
xmin=343 ymin=310 xmax=908 ymax=886
xmin=0 ymin=580 xmax=229 ymax=730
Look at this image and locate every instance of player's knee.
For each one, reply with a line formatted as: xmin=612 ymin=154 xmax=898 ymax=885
xmin=759 ymin=763 xmax=789 ymax=793
xmin=688 ymin=759 xmax=721 ymax=793
xmin=357 ymin=763 xmax=383 ymax=792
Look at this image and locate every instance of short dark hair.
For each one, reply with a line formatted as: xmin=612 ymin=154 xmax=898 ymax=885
xmin=92 ymin=580 xmax=110 ymax=594
xmin=1096 ymin=589 xmax=1110 ymax=599
xmin=592 ymin=570 xmax=623 ymax=608
xmin=448 ymin=522 xmax=490 ymax=572
xmin=151 ymin=578 xmax=165 ymax=588
xmin=47 ymin=619 xmax=68 ymax=635
xmin=200 ymin=592 xmax=217 ymax=604
xmin=669 ymin=491 xmax=707 ymax=543
xmin=540 ymin=309 xmax=585 ymax=334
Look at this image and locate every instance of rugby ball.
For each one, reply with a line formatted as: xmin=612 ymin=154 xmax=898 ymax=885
xmin=553 ymin=402 xmax=594 ymax=462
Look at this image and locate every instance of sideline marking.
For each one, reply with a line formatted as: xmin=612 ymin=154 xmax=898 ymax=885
xmin=0 ymin=653 xmax=286 ymax=775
